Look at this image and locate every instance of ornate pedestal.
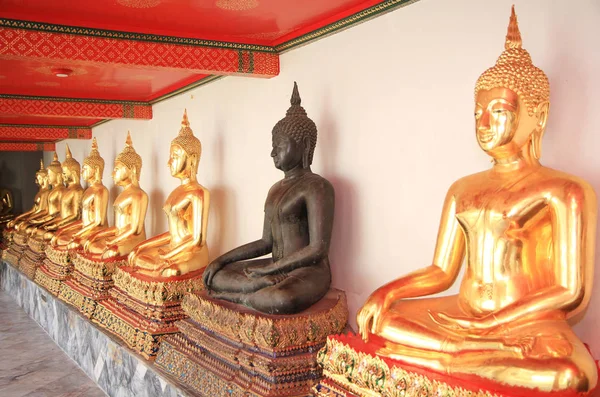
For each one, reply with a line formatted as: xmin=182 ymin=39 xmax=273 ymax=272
xmin=1 ymin=228 xmax=24 ymax=268
xmin=155 ymin=289 xmax=348 ymax=397
xmin=34 ymin=244 xmax=72 ymax=295
xmin=19 ymin=234 xmax=48 ymax=279
xmin=313 ymin=334 xmax=600 ymax=397
xmin=60 ymin=252 xmax=127 ymax=318
xmin=93 ymin=266 xmax=205 ymax=360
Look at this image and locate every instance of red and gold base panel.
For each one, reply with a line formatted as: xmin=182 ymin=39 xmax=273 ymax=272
xmin=34 ymin=245 xmax=72 ymax=295
xmin=313 ymin=334 xmax=600 ymax=397
xmin=91 ymin=266 xmax=205 ymax=360
xmin=59 ymin=252 xmax=126 ymax=318
xmin=155 ymin=289 xmax=348 ymax=396
xmin=17 ymin=235 xmax=48 ymax=279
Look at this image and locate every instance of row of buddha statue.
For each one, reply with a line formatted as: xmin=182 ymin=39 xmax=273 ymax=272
xmin=1 ymin=7 xmax=598 ymax=396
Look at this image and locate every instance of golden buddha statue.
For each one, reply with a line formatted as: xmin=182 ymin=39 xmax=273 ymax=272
xmin=50 ymin=138 xmax=108 ymax=250
xmin=355 ymin=7 xmax=597 ymax=393
xmin=21 ymin=153 xmax=67 ymax=235
xmin=127 ymin=110 xmax=209 ymax=278
xmin=82 ymin=132 xmax=147 ymax=259
xmin=9 ymin=159 xmax=50 ymax=231
xmin=27 ymin=145 xmax=83 ymax=242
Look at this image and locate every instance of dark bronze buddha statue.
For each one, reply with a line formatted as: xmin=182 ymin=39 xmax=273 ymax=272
xmin=203 ymin=82 xmax=335 ymax=315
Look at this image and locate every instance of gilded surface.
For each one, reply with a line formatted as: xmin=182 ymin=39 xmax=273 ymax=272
xmin=50 ymin=138 xmax=109 ymax=251
xmin=112 ymin=266 xmax=204 ymax=306
xmin=316 ymin=337 xmax=500 ymax=397
xmin=127 ymin=111 xmax=209 ymax=278
xmin=355 ymin=7 xmax=598 ymax=392
xmin=72 ymin=252 xmax=126 ymax=280
xmin=82 ymin=132 xmax=147 ymax=260
xmin=181 ymin=289 xmax=347 ymax=352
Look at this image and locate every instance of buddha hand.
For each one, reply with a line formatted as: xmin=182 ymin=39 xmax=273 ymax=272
xmin=203 ymin=260 xmax=224 ymax=288
xmin=357 ymin=288 xmax=390 ymax=342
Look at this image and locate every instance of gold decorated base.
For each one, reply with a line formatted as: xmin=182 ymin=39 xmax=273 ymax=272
xmin=2 ymin=231 xmax=28 ymax=269
xmin=155 ymin=289 xmax=348 ymax=397
xmin=13 ymin=230 xmax=28 ymax=246
xmin=2 ymin=242 xmax=25 ymax=268
xmin=92 ymin=267 xmax=205 ymax=360
xmin=18 ymin=247 xmax=46 ymax=279
xmin=27 ymin=235 xmax=47 ymax=254
xmin=59 ymin=253 xmax=127 ymax=318
xmin=312 ymin=334 xmax=600 ymax=397
xmin=35 ymin=245 xmax=73 ymax=296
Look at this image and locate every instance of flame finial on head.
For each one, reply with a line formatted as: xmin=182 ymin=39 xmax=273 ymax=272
xmin=116 ymin=131 xmax=142 ymax=175
xmin=475 ymin=6 xmax=550 ymax=116
xmin=125 ymin=130 xmax=133 ymax=147
xmin=37 ymin=158 xmax=48 ymax=176
xmin=505 ymin=5 xmax=522 ymax=50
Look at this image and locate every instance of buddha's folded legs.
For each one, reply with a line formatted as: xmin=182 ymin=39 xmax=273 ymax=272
xmin=210 ymin=260 xmax=331 ymax=314
xmin=375 ymin=296 xmax=597 ymax=392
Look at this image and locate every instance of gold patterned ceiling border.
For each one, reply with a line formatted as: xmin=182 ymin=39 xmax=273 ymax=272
xmin=275 ymin=0 xmax=421 ymax=53
xmin=0 ymin=18 xmax=276 ymax=53
xmin=0 ymin=94 xmax=147 ymax=105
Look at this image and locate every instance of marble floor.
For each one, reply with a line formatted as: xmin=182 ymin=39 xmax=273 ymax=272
xmin=0 ymin=290 xmax=107 ymax=397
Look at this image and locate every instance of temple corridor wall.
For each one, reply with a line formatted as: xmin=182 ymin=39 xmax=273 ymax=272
xmin=47 ymin=0 xmax=600 ymax=355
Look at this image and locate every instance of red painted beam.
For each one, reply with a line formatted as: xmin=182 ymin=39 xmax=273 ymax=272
xmin=0 ymin=96 xmax=152 ymax=120
xmin=0 ymin=125 xmax=92 ymax=141
xmin=0 ymin=142 xmax=55 ymax=151
xmin=0 ymin=23 xmax=279 ymax=77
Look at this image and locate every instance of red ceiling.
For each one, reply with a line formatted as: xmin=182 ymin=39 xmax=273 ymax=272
xmin=0 ymin=58 xmax=210 ymax=102
xmin=0 ymin=0 xmax=405 ymax=149
xmin=0 ymin=0 xmax=378 ymax=45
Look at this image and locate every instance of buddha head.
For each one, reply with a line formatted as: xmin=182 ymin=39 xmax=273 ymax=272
xmin=169 ymin=110 xmax=202 ymax=180
xmin=62 ymin=144 xmax=81 ymax=184
xmin=47 ymin=152 xmax=63 ymax=187
xmin=474 ymin=6 xmax=550 ymax=160
xmin=271 ymin=82 xmax=317 ymax=172
xmin=113 ymin=131 xmax=142 ymax=187
xmin=82 ymin=137 xmax=105 ymax=184
xmin=35 ymin=158 xmax=48 ymax=188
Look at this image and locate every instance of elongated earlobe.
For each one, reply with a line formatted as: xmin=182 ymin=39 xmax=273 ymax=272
xmin=302 ymin=136 xmax=311 ymax=169
xmin=530 ymin=101 xmax=549 ymax=160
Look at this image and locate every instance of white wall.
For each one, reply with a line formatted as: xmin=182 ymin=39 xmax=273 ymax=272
xmin=49 ymin=0 xmax=600 ymax=356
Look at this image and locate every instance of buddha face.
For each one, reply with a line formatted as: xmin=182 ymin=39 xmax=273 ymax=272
xmin=168 ymin=144 xmax=189 ymax=178
xmin=475 ymin=87 xmax=540 ymax=158
xmin=112 ymin=161 xmax=131 ymax=186
xmin=271 ymin=133 xmax=303 ymax=172
xmin=82 ymin=164 xmax=94 ymax=183
xmin=35 ymin=173 xmax=43 ymax=187
xmin=48 ymin=169 xmax=59 ymax=185
xmin=62 ymin=165 xmax=72 ymax=183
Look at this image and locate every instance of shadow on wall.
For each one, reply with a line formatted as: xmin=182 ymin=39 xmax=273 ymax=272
xmin=318 ymin=89 xmax=361 ymax=331
xmin=208 ymin=130 xmax=237 ymax=261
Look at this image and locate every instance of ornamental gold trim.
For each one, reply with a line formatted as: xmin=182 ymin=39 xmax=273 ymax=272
xmin=112 ymin=266 xmax=204 ymax=306
xmin=316 ymin=337 xmax=501 ymax=397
